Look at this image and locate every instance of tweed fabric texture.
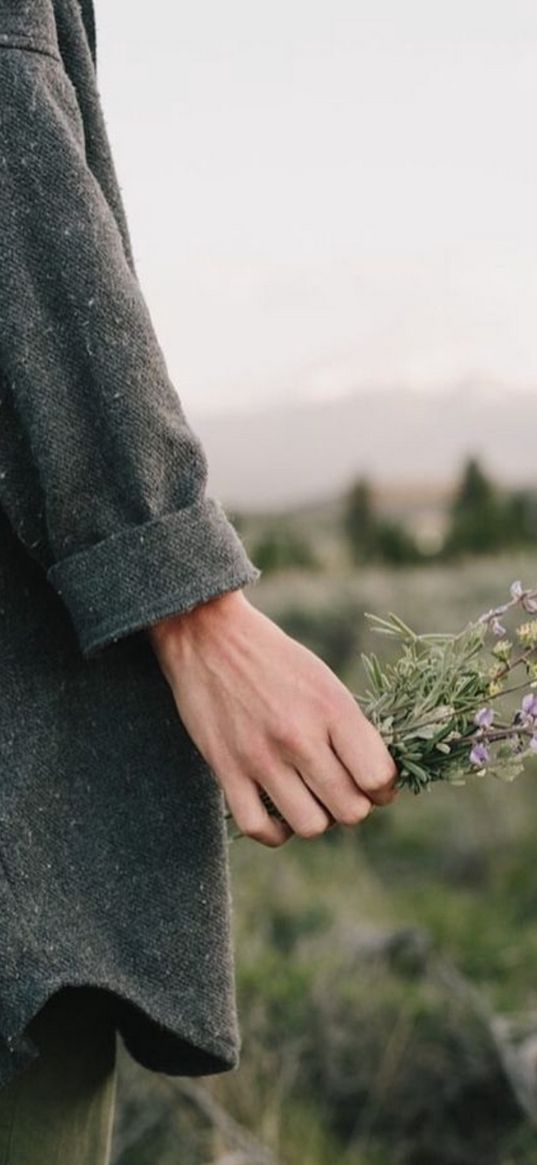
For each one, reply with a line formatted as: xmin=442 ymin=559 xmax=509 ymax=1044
xmin=0 ymin=0 xmax=261 ymax=1089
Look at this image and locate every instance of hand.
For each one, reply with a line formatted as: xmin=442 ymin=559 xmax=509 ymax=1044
xmin=146 ymin=590 xmax=399 ymax=848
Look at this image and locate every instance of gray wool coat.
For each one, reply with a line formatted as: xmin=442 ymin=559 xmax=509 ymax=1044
xmin=0 ymin=0 xmax=261 ymax=1088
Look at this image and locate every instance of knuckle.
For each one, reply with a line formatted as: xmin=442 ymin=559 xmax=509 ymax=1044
xmin=337 ymin=798 xmax=372 ymax=826
xmin=237 ymin=809 xmax=269 ymax=840
xmin=260 ymin=818 xmax=295 ymax=847
xmin=367 ymin=760 xmax=398 ymax=791
xmin=294 ymin=813 xmax=330 ymax=840
xmin=281 ymin=725 xmax=305 ymax=754
xmin=313 ymin=766 xmax=341 ymax=790
xmin=236 ymin=737 xmax=268 ymax=768
xmin=266 ymin=830 xmax=292 ymax=849
xmin=237 ymin=806 xmax=293 ymax=847
xmin=252 ymin=826 xmax=280 ymax=846
xmin=364 ymin=781 xmax=399 ymax=808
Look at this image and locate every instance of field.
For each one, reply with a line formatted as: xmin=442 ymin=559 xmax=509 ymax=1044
xmin=111 ymin=548 xmax=537 ymax=1165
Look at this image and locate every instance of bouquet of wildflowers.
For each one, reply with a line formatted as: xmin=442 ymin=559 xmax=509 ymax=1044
xmin=226 ymin=582 xmax=537 ymax=839
xmin=357 ymin=579 xmax=537 ymax=793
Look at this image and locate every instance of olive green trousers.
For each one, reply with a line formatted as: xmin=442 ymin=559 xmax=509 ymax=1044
xmin=0 ymin=987 xmax=118 ymax=1165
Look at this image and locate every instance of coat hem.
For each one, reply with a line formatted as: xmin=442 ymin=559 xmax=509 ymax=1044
xmin=0 ymin=972 xmax=240 ymax=1093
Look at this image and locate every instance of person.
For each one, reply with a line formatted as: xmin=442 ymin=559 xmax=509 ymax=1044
xmin=0 ymin=1 xmax=398 ymax=1161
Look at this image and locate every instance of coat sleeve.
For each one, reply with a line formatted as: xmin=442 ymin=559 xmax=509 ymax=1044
xmin=0 ymin=42 xmax=261 ymax=659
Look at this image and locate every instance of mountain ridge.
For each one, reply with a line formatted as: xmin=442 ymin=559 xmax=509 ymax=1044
xmin=191 ymin=384 xmax=536 ymax=510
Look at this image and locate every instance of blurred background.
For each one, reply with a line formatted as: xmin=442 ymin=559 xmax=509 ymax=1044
xmin=97 ymin=1 xmax=537 ymax=1161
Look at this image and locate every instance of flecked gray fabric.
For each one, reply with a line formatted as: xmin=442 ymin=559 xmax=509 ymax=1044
xmin=0 ymin=0 xmax=261 ymax=1089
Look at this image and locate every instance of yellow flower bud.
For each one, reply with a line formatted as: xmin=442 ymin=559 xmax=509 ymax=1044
xmin=492 ymin=639 xmax=512 ymax=660
xmin=516 ymin=620 xmax=537 ymax=647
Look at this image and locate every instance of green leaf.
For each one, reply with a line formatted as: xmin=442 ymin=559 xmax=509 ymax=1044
xmin=402 ymin=759 xmax=431 ymax=783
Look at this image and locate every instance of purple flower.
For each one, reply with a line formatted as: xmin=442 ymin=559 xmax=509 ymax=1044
xmin=474 ymin=707 xmax=494 ymax=729
xmin=530 ymin=736 xmax=537 ymax=752
xmin=522 ymin=593 xmax=537 ymax=614
xmin=511 ymin=580 xmax=524 ymax=600
xmin=470 ymin=742 xmax=490 ymax=766
xmin=491 ymin=618 xmax=506 ymax=636
xmin=521 ymin=693 xmax=537 ymax=722
xmin=479 ymin=603 xmax=509 ymax=626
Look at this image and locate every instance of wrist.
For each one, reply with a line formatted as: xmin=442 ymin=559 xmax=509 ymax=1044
xmin=145 ymin=587 xmax=248 ymax=659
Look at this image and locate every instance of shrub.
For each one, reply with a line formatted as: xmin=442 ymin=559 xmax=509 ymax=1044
xmin=251 ymin=527 xmax=321 ymax=573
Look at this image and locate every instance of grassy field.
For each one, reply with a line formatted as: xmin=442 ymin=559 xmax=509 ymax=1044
xmin=112 ymin=549 xmax=537 ymax=1165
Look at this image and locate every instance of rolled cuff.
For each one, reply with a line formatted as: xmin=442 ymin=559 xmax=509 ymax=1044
xmin=46 ymin=497 xmax=262 ymax=659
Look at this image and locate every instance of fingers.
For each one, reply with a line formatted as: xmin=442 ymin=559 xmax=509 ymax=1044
xmin=295 ymin=742 xmax=377 ymax=823
xmin=223 ymin=775 xmax=294 ymax=848
xmin=223 ymin=762 xmax=339 ymax=844
xmin=211 ymin=698 xmax=397 ymax=848
xmin=328 ymin=704 xmax=399 ymax=806
xmin=261 ymin=765 xmax=334 ymax=839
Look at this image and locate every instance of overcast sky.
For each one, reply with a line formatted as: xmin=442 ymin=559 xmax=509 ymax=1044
xmin=94 ymin=0 xmax=537 ymax=416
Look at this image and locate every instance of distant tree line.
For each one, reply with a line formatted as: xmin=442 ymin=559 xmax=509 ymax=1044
xmin=442 ymin=458 xmax=537 ymax=558
xmin=234 ymin=456 xmax=537 ymax=575
xmin=343 ymin=457 xmax=537 ymax=567
xmin=343 ymin=478 xmax=423 ymax=567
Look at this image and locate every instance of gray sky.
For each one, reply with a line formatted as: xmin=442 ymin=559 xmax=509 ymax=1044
xmin=95 ymin=0 xmax=537 ymax=416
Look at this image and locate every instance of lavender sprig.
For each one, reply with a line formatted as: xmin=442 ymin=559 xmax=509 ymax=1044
xmin=358 ymin=581 xmax=537 ymax=793
xmin=225 ymin=582 xmax=537 ymax=838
